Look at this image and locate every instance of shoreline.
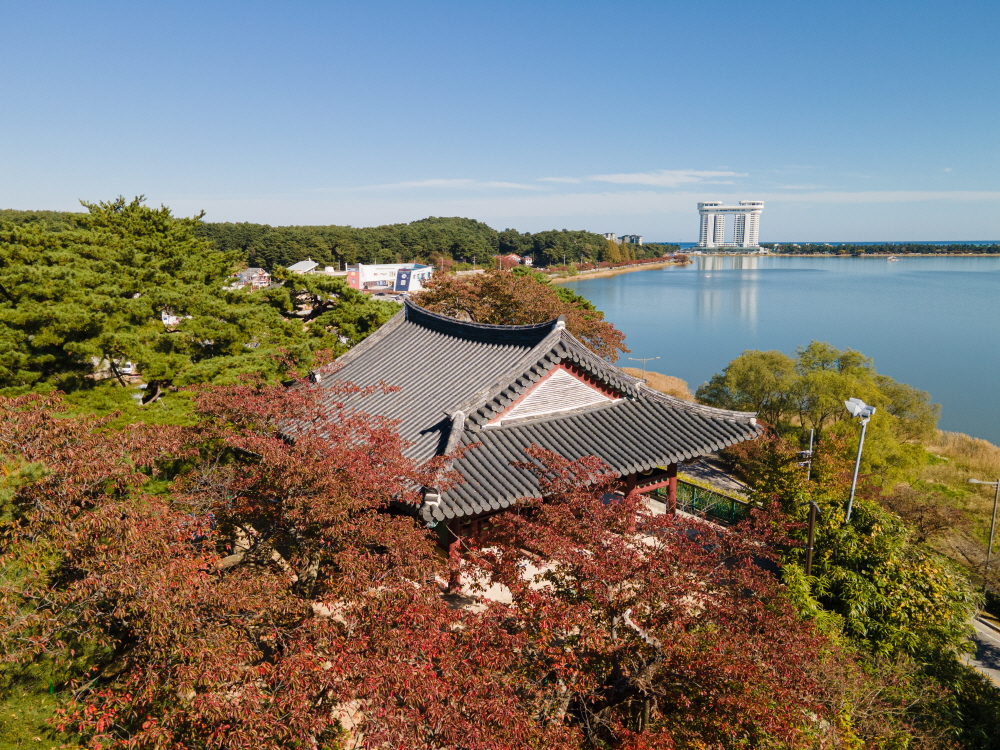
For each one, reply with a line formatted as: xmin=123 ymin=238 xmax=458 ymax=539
xmin=699 ymin=252 xmax=1000 ymax=258
xmin=550 ymin=259 xmax=689 ymax=284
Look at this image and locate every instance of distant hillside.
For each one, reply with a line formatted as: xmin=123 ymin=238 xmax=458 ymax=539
xmin=0 ymin=208 xmax=82 ymax=231
xmin=0 ymin=208 xmax=670 ymax=270
xmin=195 ymin=218 xmax=670 ymax=270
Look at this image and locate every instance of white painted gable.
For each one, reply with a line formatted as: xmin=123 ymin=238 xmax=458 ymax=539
xmin=498 ymin=368 xmax=614 ymax=424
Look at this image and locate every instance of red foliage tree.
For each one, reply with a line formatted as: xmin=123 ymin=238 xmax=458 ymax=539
xmin=0 ymin=384 xmax=577 ymax=748
xmin=2 ymin=386 xmax=877 ymax=749
xmin=464 ymin=447 xmax=844 ymax=747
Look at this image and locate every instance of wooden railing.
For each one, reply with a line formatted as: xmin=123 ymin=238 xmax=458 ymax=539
xmin=649 ymin=480 xmax=753 ymax=526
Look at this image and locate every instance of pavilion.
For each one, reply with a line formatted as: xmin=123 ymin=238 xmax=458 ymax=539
xmin=311 ymin=300 xmax=761 ymax=544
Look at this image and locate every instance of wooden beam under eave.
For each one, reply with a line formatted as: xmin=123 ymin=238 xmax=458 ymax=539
xmin=632 ymin=463 xmax=678 ymax=514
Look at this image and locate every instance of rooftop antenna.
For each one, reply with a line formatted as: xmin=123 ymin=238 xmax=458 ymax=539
xmin=627 ymin=356 xmax=660 ymax=380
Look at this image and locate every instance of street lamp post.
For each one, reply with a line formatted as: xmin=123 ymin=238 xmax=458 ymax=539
xmin=968 ymin=477 xmax=1000 ymax=567
xmin=844 ymin=397 xmax=876 ymax=523
xmin=627 ymin=356 xmax=660 ymax=380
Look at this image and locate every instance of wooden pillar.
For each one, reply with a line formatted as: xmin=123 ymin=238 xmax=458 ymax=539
xmin=447 ymin=518 xmax=462 ymax=594
xmin=667 ymin=463 xmax=678 ymax=515
xmin=622 ymin=473 xmax=639 ymax=497
xmin=623 ymin=473 xmax=639 ymax=532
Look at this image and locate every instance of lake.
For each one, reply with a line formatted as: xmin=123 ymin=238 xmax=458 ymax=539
xmin=562 ymin=256 xmax=1000 ymax=446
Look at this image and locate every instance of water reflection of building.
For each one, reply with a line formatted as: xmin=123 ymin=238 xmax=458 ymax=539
xmin=696 ymin=255 xmax=757 ymax=272
xmin=694 ymin=255 xmax=758 ymax=328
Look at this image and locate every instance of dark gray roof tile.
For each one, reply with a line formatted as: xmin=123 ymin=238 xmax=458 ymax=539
xmin=428 ymin=398 xmax=761 ymax=521
xmin=296 ymin=300 xmax=760 ymax=523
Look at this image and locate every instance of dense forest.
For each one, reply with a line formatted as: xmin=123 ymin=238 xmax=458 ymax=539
xmin=0 ymin=208 xmax=672 ymax=270
xmin=194 ymin=219 xmax=673 ymax=269
xmin=762 ymin=242 xmax=1000 ymax=255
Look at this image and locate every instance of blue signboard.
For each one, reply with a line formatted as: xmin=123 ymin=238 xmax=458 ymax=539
xmin=395 ymin=270 xmax=411 ymax=292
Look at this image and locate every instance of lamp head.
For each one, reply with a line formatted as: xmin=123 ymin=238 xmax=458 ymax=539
xmin=844 ymin=397 xmax=876 ymax=419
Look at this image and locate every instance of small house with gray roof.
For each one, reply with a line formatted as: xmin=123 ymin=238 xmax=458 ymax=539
xmin=310 ymin=300 xmax=761 ymax=544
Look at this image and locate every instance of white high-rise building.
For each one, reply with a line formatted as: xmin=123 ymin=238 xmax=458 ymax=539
xmin=697 ymin=201 xmax=764 ymax=249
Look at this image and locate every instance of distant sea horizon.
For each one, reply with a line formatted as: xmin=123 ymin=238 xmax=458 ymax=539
xmin=653 ymin=241 xmax=1000 ymax=250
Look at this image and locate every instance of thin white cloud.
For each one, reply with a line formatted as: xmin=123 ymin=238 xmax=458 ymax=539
xmin=351 ymin=178 xmax=540 ymax=191
xmin=333 ymin=169 xmax=745 ymax=194
xmin=587 ymin=169 xmax=746 ymax=187
xmin=775 ymin=184 xmax=829 ymax=190
xmin=165 ymin=189 xmax=1000 ymax=230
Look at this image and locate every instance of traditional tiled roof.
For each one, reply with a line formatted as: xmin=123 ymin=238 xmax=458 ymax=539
xmin=314 ymin=302 xmax=560 ymax=462
xmin=440 ymin=394 xmax=759 ymax=522
xmin=311 ymin=299 xmax=761 ymax=523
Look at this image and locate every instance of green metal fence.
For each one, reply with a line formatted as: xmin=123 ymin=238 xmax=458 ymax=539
xmin=650 ymin=480 xmax=752 ymax=526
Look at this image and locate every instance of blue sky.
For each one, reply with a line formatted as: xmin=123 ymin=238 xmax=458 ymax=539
xmin=2 ymin=0 xmax=998 ymax=240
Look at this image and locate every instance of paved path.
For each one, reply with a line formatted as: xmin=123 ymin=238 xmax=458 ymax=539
xmin=965 ymin=619 xmax=1000 ymax=687
xmin=679 ymin=455 xmax=749 ymax=499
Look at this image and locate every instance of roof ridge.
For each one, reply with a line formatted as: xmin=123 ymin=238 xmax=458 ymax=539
xmin=404 ymin=298 xmax=560 ymax=333
xmin=637 ymin=383 xmax=757 ymax=421
xmin=556 ymin=330 xmax=643 ymax=392
xmin=453 ymin=328 xmax=640 ymax=430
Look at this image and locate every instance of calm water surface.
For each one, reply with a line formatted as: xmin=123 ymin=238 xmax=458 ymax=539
xmin=563 ymin=256 xmax=1000 ymax=445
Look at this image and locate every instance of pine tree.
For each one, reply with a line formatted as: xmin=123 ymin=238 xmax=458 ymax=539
xmin=0 ymin=197 xmax=395 ymax=408
xmin=601 ymin=238 xmax=621 ymax=263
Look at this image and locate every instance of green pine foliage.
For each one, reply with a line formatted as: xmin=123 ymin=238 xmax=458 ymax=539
xmin=0 ymin=198 xmax=397 ymax=417
xmin=600 ymin=239 xmax=622 ymax=263
xmin=196 ymin=219 xmax=669 ymax=269
xmin=0 ymin=208 xmax=80 ymax=232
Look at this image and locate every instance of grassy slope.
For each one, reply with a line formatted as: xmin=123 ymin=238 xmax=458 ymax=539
xmin=916 ymin=431 xmax=1000 ymax=592
xmin=0 ymin=688 xmax=79 ymax=749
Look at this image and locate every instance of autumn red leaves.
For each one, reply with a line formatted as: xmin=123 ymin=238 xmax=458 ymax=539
xmin=2 ymin=381 xmax=857 ymax=749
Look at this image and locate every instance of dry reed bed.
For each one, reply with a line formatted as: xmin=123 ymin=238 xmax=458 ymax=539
xmin=917 ymin=431 xmax=1000 ymax=563
xmin=621 ymin=368 xmax=695 ymax=402
xmin=926 ymin=430 xmax=1000 ymax=479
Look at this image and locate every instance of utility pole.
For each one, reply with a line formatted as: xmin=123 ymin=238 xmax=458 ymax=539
xmin=805 ymin=501 xmax=819 ymax=576
xmin=969 ymin=477 xmax=1000 ymax=567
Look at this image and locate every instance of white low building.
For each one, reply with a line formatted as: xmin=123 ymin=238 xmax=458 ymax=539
xmin=287 ymin=258 xmax=319 ymax=274
xmin=346 ymin=263 xmax=434 ymax=293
